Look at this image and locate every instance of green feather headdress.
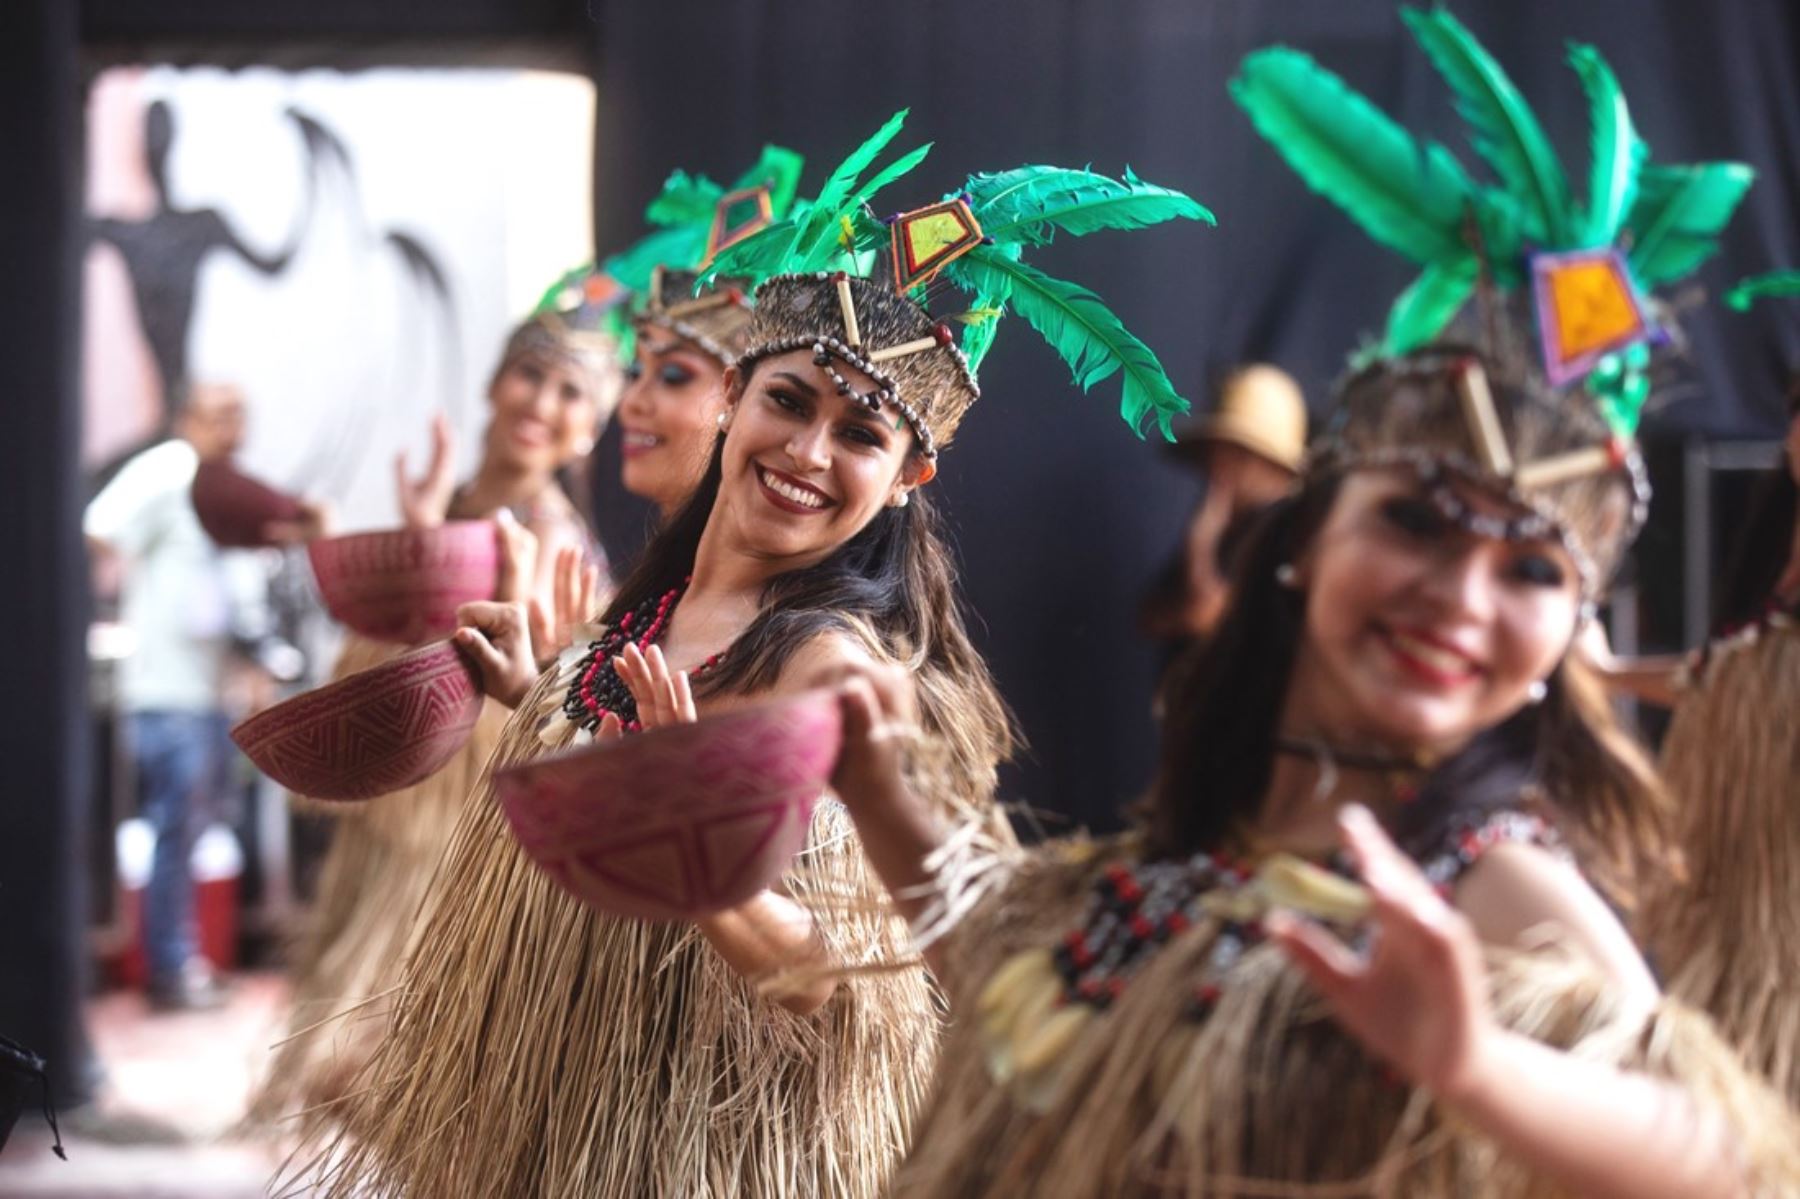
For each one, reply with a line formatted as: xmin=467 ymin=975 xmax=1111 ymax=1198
xmin=1232 ymin=5 xmax=1754 ymax=443
xmin=1229 ymin=8 xmax=1764 ymax=594
xmin=535 ymin=144 xmax=806 ymax=365
xmin=710 ymin=110 xmax=1213 ymax=455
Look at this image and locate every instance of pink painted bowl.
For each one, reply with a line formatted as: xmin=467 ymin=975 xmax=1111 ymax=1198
xmin=190 ymin=461 xmax=306 ymax=549
xmin=308 ymin=522 xmax=498 ymax=645
xmin=496 ymin=689 xmax=844 ymax=921
xmin=230 ymin=640 xmax=482 ymax=801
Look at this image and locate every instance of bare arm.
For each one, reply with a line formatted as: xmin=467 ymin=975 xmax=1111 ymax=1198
xmin=1271 ymin=807 xmax=1764 ymax=1199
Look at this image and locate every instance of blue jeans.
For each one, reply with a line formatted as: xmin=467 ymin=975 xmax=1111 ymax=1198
xmin=125 ymin=710 xmax=228 ymax=984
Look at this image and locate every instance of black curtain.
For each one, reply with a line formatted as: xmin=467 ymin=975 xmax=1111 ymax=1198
xmin=586 ymin=0 xmax=1799 ymax=832
xmin=1 ymin=0 xmax=94 ymax=1107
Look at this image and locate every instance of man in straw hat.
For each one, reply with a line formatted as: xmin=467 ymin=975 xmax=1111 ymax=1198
xmin=1145 ymin=363 xmax=1307 ymax=640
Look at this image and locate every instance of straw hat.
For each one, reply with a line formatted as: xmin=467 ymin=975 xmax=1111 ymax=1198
xmin=1172 ymin=364 xmax=1307 ymax=472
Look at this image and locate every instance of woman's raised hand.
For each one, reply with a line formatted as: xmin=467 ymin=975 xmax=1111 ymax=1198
xmin=395 ymin=412 xmax=457 ymax=528
xmin=492 ymin=509 xmax=539 ymax=605
xmin=613 ymin=643 xmax=697 ymax=731
xmin=528 ymin=544 xmax=600 ymax=670
xmin=1267 ymin=804 xmax=1497 ymax=1102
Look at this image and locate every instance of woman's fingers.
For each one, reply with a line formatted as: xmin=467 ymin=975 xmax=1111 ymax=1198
xmin=671 ymin=668 xmax=697 ymax=723
xmin=596 ymin=711 xmax=623 ymax=741
xmin=1267 ymin=910 xmax=1362 ymax=999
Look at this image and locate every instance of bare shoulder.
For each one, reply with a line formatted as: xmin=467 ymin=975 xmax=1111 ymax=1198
xmin=1455 ymin=840 xmax=1659 ymax=1006
xmin=769 ymin=629 xmax=885 ymax=693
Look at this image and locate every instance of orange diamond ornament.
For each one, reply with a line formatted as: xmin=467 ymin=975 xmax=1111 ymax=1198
xmin=1530 ymin=248 xmax=1658 ymax=385
xmin=704 ymin=185 xmax=775 ymax=264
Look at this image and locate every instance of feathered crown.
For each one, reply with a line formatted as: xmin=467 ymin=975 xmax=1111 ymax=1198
xmin=535 ymin=145 xmax=807 ymax=367
xmin=1234 ymin=6 xmax=1755 ymax=593
xmin=701 ymin=109 xmax=1214 ymax=458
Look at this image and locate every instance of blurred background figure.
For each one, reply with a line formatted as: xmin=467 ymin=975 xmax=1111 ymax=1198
xmin=82 ymin=381 xmax=284 ymax=1011
xmin=1141 ymin=364 xmax=1306 ymax=646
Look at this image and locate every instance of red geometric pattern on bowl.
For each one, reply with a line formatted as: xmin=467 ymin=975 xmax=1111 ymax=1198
xmin=190 ymin=461 xmax=306 ymax=549
xmin=308 ymin=521 xmax=498 ymax=644
xmin=496 ymin=689 xmax=844 ymax=921
xmin=230 ymin=640 xmax=483 ymax=802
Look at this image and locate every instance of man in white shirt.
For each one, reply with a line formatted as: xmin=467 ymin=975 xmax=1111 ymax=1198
xmin=84 ymin=382 xmax=253 ymax=1010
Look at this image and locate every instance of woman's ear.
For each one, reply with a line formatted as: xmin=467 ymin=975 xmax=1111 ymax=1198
xmin=721 ymin=364 xmax=744 ymax=404
xmin=888 ymin=454 xmax=933 ymax=508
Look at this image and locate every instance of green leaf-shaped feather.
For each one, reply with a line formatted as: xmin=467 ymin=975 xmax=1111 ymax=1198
xmin=1383 ymin=258 xmax=1479 ymax=354
xmin=1401 ymin=6 xmax=1574 ymax=245
xmin=794 ymin=141 xmax=933 ymax=266
xmin=729 ymin=144 xmax=806 ymax=219
xmin=644 ymin=169 xmax=723 ymax=229
xmin=967 ymin=165 xmax=1214 ymax=247
xmin=783 ymin=110 xmax=923 ymax=270
xmin=1232 ymin=47 xmax=1486 ymax=266
xmin=1567 ymin=43 xmax=1644 ymax=248
xmin=1624 ymin=161 xmax=1755 ymax=285
xmin=946 ymin=246 xmax=1188 ymax=439
xmin=954 ymin=297 xmax=1006 ymax=373
xmin=600 ymin=224 xmax=710 ymax=293
xmin=1725 ymin=271 xmax=1800 ymax=312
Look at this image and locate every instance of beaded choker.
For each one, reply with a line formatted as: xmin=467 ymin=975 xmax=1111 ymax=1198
xmin=559 ymin=582 xmax=723 ymax=734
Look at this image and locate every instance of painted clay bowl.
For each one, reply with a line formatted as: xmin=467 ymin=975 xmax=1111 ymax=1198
xmin=308 ymin=522 xmax=498 ymax=644
xmin=496 ymin=689 xmax=844 ymax=921
xmin=190 ymin=461 xmax=306 ymax=548
xmin=231 ymin=640 xmax=482 ymax=801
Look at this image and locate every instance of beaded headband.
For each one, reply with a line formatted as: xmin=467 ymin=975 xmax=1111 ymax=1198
xmin=710 ymin=110 xmax=1214 ymax=457
xmin=1307 ymin=348 xmax=1650 ymax=598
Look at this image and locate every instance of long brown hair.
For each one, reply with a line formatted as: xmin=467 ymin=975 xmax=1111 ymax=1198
xmin=1143 ymin=473 xmax=1672 ymax=907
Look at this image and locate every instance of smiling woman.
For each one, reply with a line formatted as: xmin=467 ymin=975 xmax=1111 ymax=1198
xmin=293 ymin=114 xmax=1212 ymax=1198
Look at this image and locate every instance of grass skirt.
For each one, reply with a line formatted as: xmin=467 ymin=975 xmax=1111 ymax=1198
xmin=248 ymin=634 xmax=508 ymax=1124
xmin=285 ymin=655 xmax=943 ymax=1198
xmin=895 ymin=838 xmax=1800 ymax=1197
xmin=1645 ymin=618 xmax=1800 ymax=1107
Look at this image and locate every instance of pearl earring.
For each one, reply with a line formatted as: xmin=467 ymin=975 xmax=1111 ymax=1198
xmin=1526 ymin=679 xmax=1548 ymax=704
xmin=1275 ymin=563 xmax=1299 ymax=588
xmin=891 ymin=492 xmax=910 ymax=509
xmin=716 ymin=410 xmax=732 ymax=431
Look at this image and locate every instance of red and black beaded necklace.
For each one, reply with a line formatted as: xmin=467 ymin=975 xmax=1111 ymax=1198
xmin=559 ymin=580 xmax=723 ymax=733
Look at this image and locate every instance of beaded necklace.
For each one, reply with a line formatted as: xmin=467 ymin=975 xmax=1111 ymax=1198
xmin=560 ymin=581 xmax=724 ymax=733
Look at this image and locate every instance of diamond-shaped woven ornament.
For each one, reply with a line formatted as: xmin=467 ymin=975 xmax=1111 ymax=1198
xmin=705 ymin=185 xmax=775 ymax=263
xmin=1530 ymin=248 xmax=1657 ymax=386
xmin=890 ymin=198 xmax=984 ymax=291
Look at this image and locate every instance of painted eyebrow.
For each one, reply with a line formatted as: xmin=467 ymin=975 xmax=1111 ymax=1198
xmin=769 ymin=370 xmax=821 ymax=399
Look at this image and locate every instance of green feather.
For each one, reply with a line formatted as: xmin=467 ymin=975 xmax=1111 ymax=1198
xmin=599 ymin=225 xmax=708 ymax=293
xmin=1232 ymin=47 xmax=1488 ymax=266
xmin=945 ymin=246 xmax=1189 ymax=439
xmin=1624 ymin=161 xmax=1755 ymax=285
xmin=1724 ymin=270 xmax=1800 ymax=312
xmin=966 ymin=166 xmax=1213 ymax=247
xmin=729 ymin=144 xmax=805 ymax=218
xmin=1401 ymin=6 xmax=1575 ymax=245
xmin=794 ymin=142 xmax=933 ymax=265
xmin=783 ymin=110 xmax=915 ymax=266
xmin=1567 ymin=43 xmax=1645 ymax=248
xmin=1383 ymin=257 xmax=1478 ymax=354
xmin=644 ymin=170 xmax=722 ymax=229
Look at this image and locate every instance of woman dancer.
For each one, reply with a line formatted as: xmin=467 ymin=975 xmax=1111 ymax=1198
xmin=1643 ymin=276 xmax=1800 ymax=1105
xmin=841 ymin=346 xmax=1799 ymax=1197
xmin=250 ymin=299 xmax=619 ymax=1121
xmin=295 ymin=117 xmax=1210 ymax=1197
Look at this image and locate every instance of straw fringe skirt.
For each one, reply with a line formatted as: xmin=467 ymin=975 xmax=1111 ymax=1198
xmin=248 ymin=634 xmax=508 ymax=1123
xmin=1646 ymin=619 xmax=1800 ymax=1107
xmin=289 ymin=660 xmax=942 ymax=1198
xmin=895 ymin=839 xmax=1800 ymax=1198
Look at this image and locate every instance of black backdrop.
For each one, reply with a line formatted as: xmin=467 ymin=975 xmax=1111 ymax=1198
xmin=584 ymin=0 xmax=1800 ymax=835
xmin=2 ymin=0 xmax=1795 ymax=1105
